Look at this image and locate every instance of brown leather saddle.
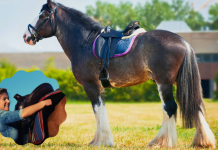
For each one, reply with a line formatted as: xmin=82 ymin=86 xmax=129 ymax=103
xmin=94 ymin=21 xmax=140 ymax=88
xmin=14 ymin=83 xmax=67 ymax=145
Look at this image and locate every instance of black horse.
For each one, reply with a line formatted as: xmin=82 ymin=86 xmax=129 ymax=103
xmin=23 ymin=0 xmax=215 ymax=148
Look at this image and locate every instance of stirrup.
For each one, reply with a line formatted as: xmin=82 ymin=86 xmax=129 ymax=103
xmin=99 ymin=67 xmax=109 ymax=80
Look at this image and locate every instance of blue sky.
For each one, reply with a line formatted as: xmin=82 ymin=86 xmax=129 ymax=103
xmin=0 ymin=0 xmax=217 ymax=53
xmin=0 ymin=70 xmax=59 ymax=110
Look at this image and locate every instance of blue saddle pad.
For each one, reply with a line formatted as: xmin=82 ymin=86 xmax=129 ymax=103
xmin=93 ymin=34 xmax=139 ymax=58
xmin=115 ymin=36 xmax=134 ymax=56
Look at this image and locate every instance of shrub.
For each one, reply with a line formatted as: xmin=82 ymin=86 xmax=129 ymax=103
xmin=0 ymin=59 xmax=17 ymax=82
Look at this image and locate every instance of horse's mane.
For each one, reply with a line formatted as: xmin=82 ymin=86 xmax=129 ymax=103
xmin=58 ymin=3 xmax=103 ymax=31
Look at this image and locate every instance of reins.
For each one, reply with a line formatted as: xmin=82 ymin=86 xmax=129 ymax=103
xmin=27 ymin=3 xmax=59 ymax=44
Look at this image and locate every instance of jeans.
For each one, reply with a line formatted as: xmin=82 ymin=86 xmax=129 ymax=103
xmin=0 ymin=109 xmax=24 ymax=141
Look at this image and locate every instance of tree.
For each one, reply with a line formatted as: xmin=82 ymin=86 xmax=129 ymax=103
xmin=185 ymin=10 xmax=205 ymax=30
xmin=43 ymin=56 xmax=55 ymax=71
xmin=135 ymin=0 xmax=174 ymax=30
xmin=171 ymin=0 xmax=205 ymax=30
xmin=0 ymin=59 xmax=16 ymax=82
xmin=86 ymin=0 xmax=205 ymax=31
xmin=86 ymin=0 xmax=175 ymax=31
xmin=86 ymin=1 xmax=139 ymax=30
xmin=171 ymin=0 xmax=190 ymax=20
xmin=209 ymin=3 xmax=218 ymax=30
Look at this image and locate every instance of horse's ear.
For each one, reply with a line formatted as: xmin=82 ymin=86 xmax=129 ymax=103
xmin=47 ymin=0 xmax=55 ymax=9
xmin=47 ymin=0 xmax=54 ymax=4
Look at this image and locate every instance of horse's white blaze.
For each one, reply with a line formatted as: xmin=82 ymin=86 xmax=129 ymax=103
xmin=192 ymin=111 xmax=216 ymax=148
xmin=90 ymin=97 xmax=114 ymax=146
xmin=147 ymin=85 xmax=177 ymax=148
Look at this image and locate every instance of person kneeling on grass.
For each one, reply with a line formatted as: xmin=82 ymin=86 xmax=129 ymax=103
xmin=0 ymin=88 xmax=52 ymax=142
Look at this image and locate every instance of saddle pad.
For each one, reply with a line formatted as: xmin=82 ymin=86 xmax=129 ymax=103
xmin=31 ymin=111 xmax=44 ymax=144
xmin=93 ymin=33 xmax=140 ymax=58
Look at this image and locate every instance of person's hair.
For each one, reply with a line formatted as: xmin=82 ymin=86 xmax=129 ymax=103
xmin=0 ymin=88 xmax=8 ymax=96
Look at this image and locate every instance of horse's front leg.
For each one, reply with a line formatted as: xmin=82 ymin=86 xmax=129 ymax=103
xmin=83 ymin=82 xmax=114 ymax=146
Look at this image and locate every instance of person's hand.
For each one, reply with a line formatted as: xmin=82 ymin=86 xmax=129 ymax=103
xmin=43 ymin=99 xmax=52 ymax=106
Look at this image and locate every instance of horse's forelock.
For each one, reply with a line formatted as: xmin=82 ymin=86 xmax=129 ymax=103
xmin=40 ymin=4 xmax=49 ymax=13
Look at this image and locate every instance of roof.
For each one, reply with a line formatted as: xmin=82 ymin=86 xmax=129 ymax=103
xmin=156 ymin=21 xmax=192 ymax=32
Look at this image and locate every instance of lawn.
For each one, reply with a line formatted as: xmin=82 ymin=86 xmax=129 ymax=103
xmin=0 ymin=101 xmax=217 ymax=149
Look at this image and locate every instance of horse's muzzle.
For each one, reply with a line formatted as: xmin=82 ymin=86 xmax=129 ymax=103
xmin=23 ymin=33 xmax=35 ymax=46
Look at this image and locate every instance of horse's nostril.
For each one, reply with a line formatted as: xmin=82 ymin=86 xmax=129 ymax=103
xmin=23 ymin=34 xmax=26 ymax=38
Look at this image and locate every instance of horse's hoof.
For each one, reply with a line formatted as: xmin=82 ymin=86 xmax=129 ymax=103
xmin=146 ymin=136 xmax=175 ymax=148
xmin=146 ymin=143 xmax=161 ymax=148
xmin=88 ymin=141 xmax=114 ymax=147
xmin=192 ymin=114 xmax=216 ymax=149
xmin=146 ymin=142 xmax=166 ymax=148
xmin=191 ymin=141 xmax=216 ymax=149
xmin=191 ymin=144 xmax=216 ymax=149
xmin=88 ymin=134 xmax=114 ymax=146
xmin=88 ymin=141 xmax=100 ymax=146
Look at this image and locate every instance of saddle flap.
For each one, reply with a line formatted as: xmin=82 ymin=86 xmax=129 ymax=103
xmin=95 ymin=36 xmax=106 ymax=58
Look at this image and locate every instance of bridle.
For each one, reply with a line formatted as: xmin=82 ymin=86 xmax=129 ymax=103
xmin=27 ymin=3 xmax=59 ymax=44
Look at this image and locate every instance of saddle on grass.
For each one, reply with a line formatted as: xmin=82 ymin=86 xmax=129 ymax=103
xmin=93 ymin=21 xmax=140 ymax=88
xmin=14 ymin=83 xmax=67 ymax=145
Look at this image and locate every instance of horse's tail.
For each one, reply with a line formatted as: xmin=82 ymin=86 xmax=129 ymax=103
xmin=176 ymin=40 xmax=205 ymax=128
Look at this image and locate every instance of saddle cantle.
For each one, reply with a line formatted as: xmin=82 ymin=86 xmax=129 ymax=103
xmin=94 ymin=21 xmax=140 ymax=88
xmin=14 ymin=83 xmax=66 ymax=145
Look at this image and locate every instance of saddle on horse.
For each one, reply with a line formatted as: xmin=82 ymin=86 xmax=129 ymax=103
xmin=94 ymin=21 xmax=140 ymax=88
xmin=14 ymin=83 xmax=66 ymax=145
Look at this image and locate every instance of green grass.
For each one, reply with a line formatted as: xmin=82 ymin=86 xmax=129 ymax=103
xmin=0 ymin=101 xmax=218 ymax=149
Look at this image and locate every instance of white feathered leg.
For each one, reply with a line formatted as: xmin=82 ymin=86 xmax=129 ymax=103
xmin=147 ymin=85 xmax=177 ymax=148
xmin=147 ymin=108 xmax=177 ymax=148
xmin=192 ymin=110 xmax=216 ymax=148
xmin=89 ymin=101 xmax=114 ymax=146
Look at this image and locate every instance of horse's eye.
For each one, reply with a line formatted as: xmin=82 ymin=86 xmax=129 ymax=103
xmin=39 ymin=14 xmax=44 ymax=19
xmin=39 ymin=10 xmax=45 ymax=18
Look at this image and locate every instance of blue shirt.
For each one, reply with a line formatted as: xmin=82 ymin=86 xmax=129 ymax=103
xmin=0 ymin=109 xmax=24 ymax=141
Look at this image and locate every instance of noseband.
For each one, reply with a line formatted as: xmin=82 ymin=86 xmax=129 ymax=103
xmin=27 ymin=4 xmax=59 ymax=44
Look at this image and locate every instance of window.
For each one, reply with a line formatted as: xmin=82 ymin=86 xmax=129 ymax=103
xmin=195 ymin=54 xmax=218 ymax=63
xmin=212 ymin=54 xmax=218 ymax=62
xmin=203 ymin=54 xmax=212 ymax=62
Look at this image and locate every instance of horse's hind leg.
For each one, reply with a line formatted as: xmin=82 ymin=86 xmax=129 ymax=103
xmin=147 ymin=84 xmax=177 ymax=148
xmin=83 ymin=82 xmax=114 ymax=146
xmin=192 ymin=106 xmax=216 ymax=148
